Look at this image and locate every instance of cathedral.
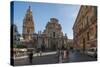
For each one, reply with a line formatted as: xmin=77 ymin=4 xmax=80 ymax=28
xmin=23 ymin=6 xmax=35 ymax=40
xmin=22 ymin=6 xmax=68 ymax=50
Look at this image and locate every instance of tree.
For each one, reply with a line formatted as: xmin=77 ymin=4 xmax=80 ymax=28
xmin=13 ymin=44 xmax=27 ymax=48
xmin=16 ymin=45 xmax=27 ymax=48
xmin=13 ymin=44 xmax=17 ymax=48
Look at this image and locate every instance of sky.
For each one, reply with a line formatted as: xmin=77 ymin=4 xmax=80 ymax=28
xmin=13 ymin=1 xmax=80 ymax=39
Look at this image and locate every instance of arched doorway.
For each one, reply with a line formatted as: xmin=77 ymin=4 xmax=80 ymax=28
xmin=83 ymin=38 xmax=85 ymax=53
xmin=51 ymin=39 xmax=56 ymax=50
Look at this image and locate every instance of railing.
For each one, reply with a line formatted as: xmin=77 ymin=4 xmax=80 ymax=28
xmin=14 ymin=51 xmax=28 ymax=57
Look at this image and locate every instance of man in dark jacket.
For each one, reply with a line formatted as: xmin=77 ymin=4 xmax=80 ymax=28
xmin=28 ymin=51 xmax=33 ymax=64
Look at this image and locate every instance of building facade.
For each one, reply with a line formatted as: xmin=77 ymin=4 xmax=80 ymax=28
xmin=32 ymin=18 xmax=68 ymax=50
xmin=13 ymin=24 xmax=20 ymax=45
xmin=22 ymin=6 xmax=68 ymax=50
xmin=73 ymin=6 xmax=97 ymax=52
xmin=43 ymin=18 xmax=67 ymax=50
xmin=23 ymin=6 xmax=35 ymax=41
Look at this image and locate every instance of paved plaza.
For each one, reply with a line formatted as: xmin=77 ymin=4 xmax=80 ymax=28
xmin=14 ymin=50 xmax=97 ymax=66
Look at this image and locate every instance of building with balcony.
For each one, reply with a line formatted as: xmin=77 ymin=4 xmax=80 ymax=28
xmin=73 ymin=5 xmax=97 ymax=52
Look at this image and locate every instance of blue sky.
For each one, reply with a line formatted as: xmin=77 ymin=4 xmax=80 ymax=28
xmin=13 ymin=1 xmax=80 ymax=39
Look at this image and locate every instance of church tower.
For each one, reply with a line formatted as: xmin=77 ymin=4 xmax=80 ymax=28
xmin=23 ymin=6 xmax=34 ymax=40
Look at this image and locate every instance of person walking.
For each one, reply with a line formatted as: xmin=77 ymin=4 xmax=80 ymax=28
xmin=39 ymin=50 xmax=42 ymax=56
xmin=61 ymin=45 xmax=64 ymax=60
xmin=66 ymin=48 xmax=69 ymax=58
xmin=28 ymin=51 xmax=33 ymax=64
xmin=63 ymin=48 xmax=67 ymax=59
xmin=36 ymin=48 xmax=39 ymax=56
xmin=40 ymin=45 xmax=43 ymax=56
xmin=59 ymin=49 xmax=63 ymax=63
xmin=57 ymin=48 xmax=60 ymax=62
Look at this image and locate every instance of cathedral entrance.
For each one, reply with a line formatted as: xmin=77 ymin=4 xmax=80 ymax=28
xmin=50 ymin=38 xmax=56 ymax=51
xmin=33 ymin=39 xmax=37 ymax=48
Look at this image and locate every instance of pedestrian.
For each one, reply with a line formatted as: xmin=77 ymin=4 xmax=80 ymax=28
xmin=37 ymin=48 xmax=40 ymax=56
xmin=41 ymin=44 xmax=45 ymax=52
xmin=59 ymin=50 xmax=63 ymax=63
xmin=39 ymin=50 xmax=42 ymax=56
xmin=37 ymin=48 xmax=41 ymax=56
xmin=28 ymin=51 xmax=33 ymax=64
xmin=63 ymin=48 xmax=67 ymax=59
xmin=66 ymin=48 xmax=69 ymax=58
xmin=57 ymin=48 xmax=60 ymax=62
xmin=61 ymin=45 xmax=64 ymax=59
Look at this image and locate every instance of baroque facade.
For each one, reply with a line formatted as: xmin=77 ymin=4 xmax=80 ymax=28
xmin=23 ymin=6 xmax=35 ymax=41
xmin=73 ymin=6 xmax=97 ymax=52
xmin=32 ymin=18 xmax=68 ymax=50
xmin=23 ymin=6 xmax=68 ymax=50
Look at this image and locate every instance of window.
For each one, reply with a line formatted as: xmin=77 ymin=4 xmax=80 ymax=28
xmin=27 ymin=29 xmax=30 ymax=33
xmin=83 ymin=18 xmax=87 ymax=29
xmin=87 ymin=16 xmax=89 ymax=26
xmin=87 ymin=32 xmax=89 ymax=40
xmin=28 ymin=18 xmax=31 ymax=21
xmin=53 ymin=32 xmax=55 ymax=37
xmin=95 ymin=25 xmax=97 ymax=38
xmin=94 ymin=6 xmax=97 ymax=17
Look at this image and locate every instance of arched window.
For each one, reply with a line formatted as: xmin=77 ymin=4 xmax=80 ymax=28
xmin=27 ymin=29 xmax=30 ymax=34
xmin=87 ymin=32 xmax=89 ymax=40
xmin=53 ymin=32 xmax=55 ymax=37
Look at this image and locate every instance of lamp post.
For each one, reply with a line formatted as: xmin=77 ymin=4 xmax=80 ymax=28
xmin=36 ymin=34 xmax=38 ymax=49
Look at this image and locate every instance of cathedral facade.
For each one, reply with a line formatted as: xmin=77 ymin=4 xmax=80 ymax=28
xmin=23 ymin=6 xmax=35 ymax=41
xmin=23 ymin=6 xmax=68 ymax=50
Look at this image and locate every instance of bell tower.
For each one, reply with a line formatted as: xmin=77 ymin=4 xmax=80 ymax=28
xmin=23 ymin=6 xmax=34 ymax=40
